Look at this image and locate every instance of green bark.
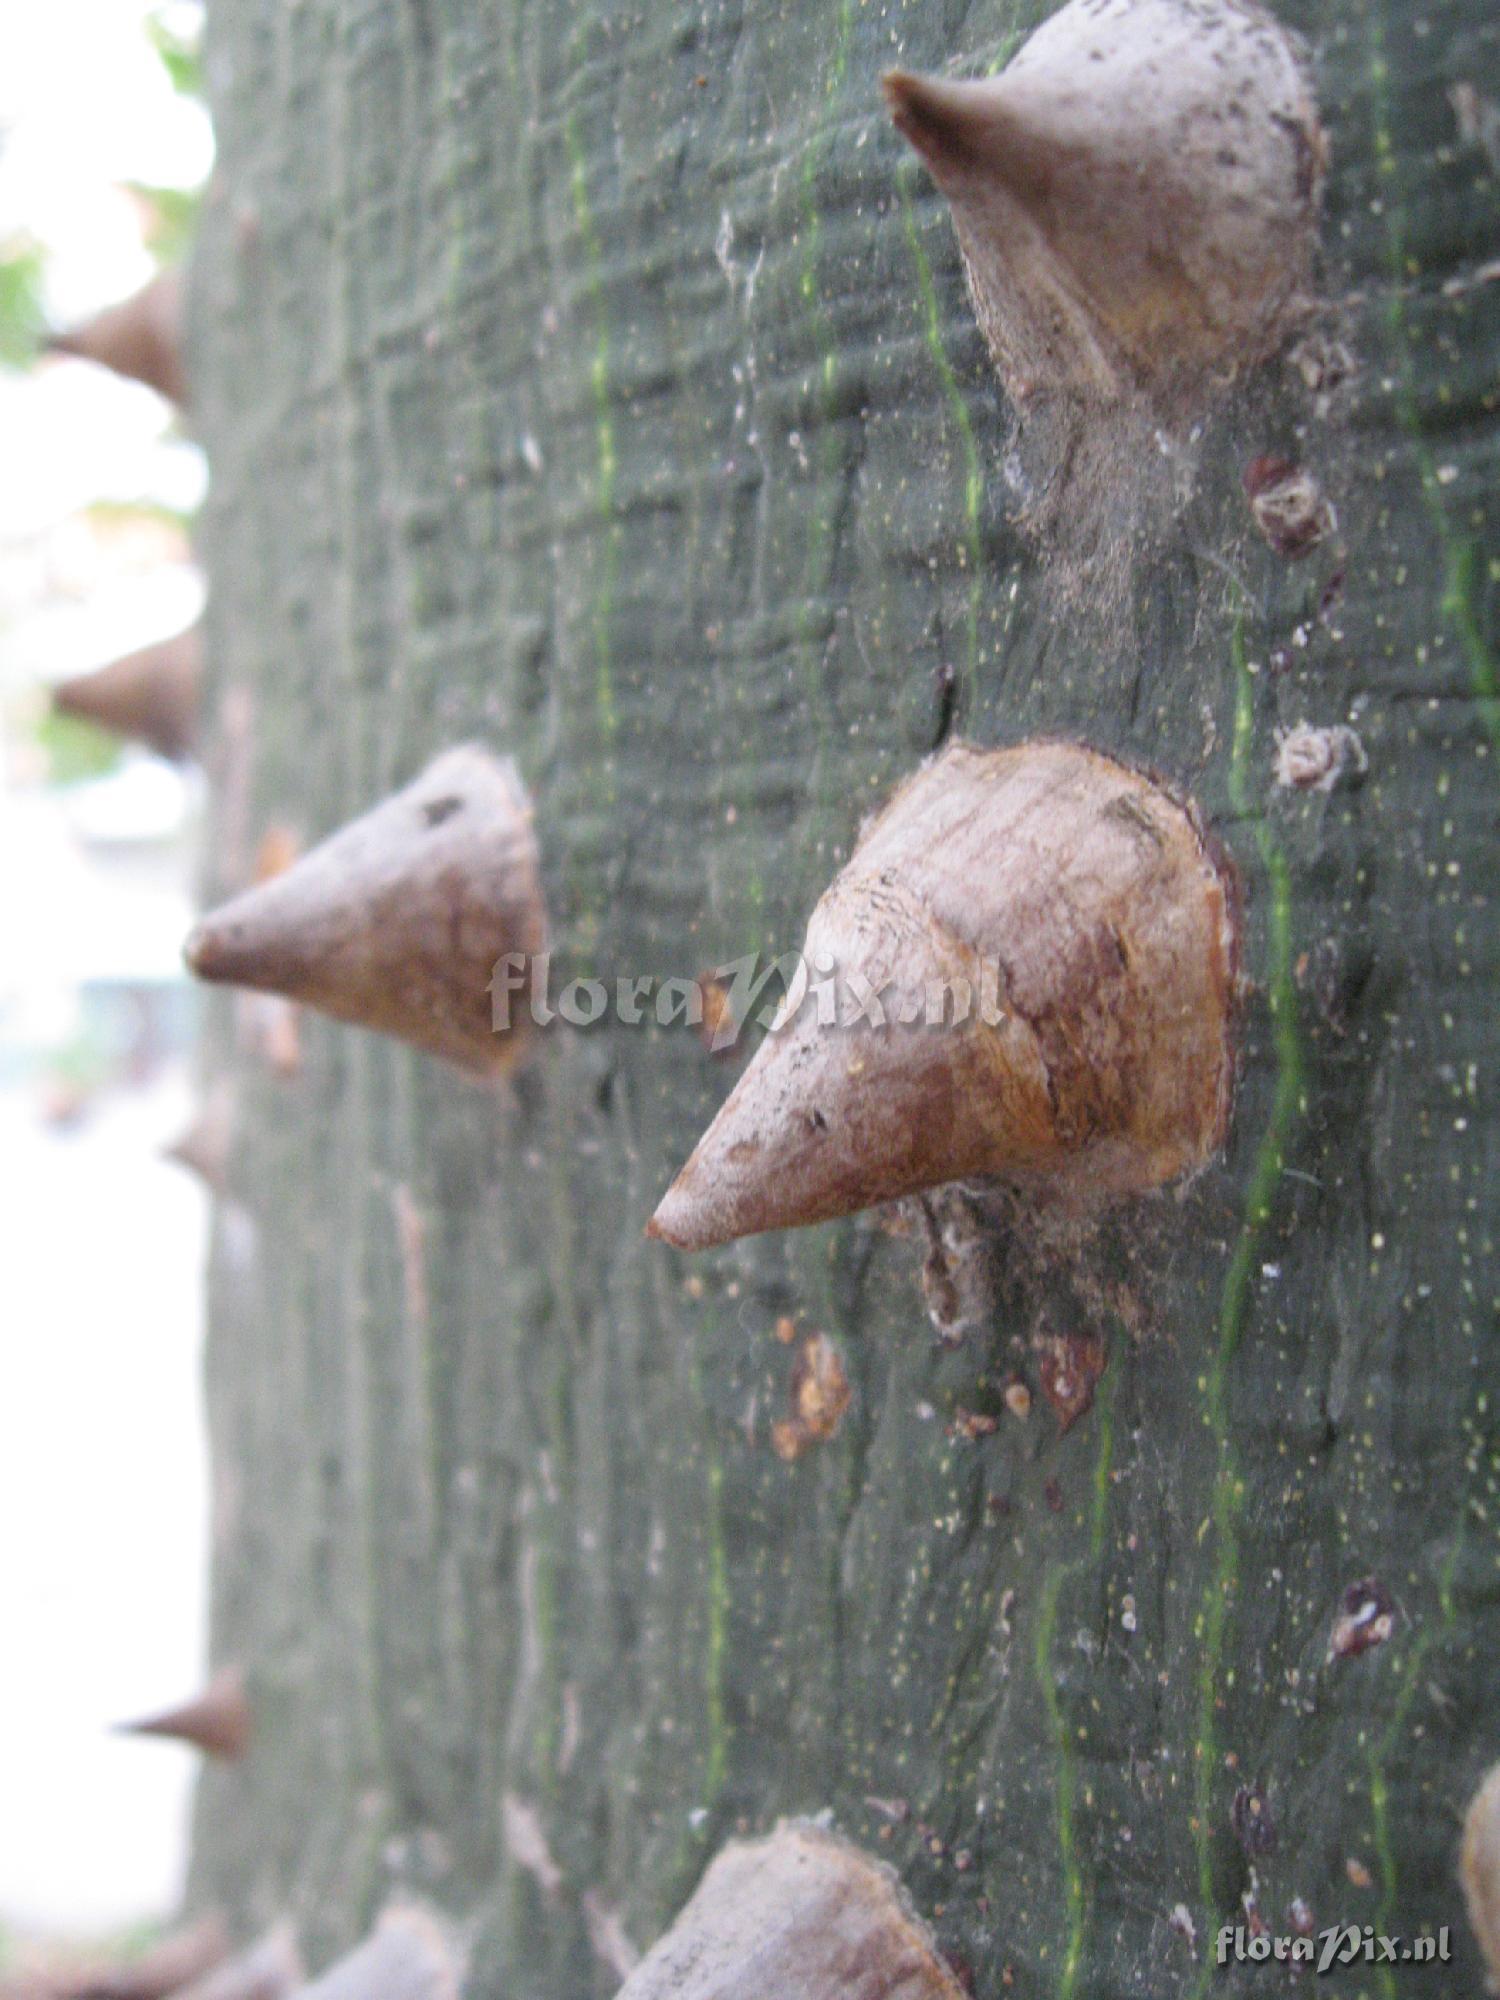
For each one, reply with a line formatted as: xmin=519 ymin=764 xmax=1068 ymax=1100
xmin=186 ymin=0 xmax=1498 ymax=1994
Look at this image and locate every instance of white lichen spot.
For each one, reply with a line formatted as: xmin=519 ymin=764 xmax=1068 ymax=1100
xmin=1275 ymin=722 xmax=1368 ymax=793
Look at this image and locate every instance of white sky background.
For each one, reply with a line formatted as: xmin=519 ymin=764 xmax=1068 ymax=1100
xmin=0 ymin=0 xmax=219 ymax=1942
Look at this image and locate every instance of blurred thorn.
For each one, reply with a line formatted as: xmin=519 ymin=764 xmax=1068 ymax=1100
xmin=162 ymin=1085 xmax=236 ymax=1193
xmin=609 ymin=1820 xmax=966 ymax=2000
xmin=184 ymin=747 xmax=547 ymax=1078
xmin=172 ymin=1930 xmax=303 ymax=2000
xmin=117 ymin=1664 xmax=252 ymax=1763
xmin=46 ymin=270 xmax=188 ymax=408
xmin=294 ymin=1908 xmax=462 ymax=2000
xmin=53 ymin=624 xmax=202 ymax=762
xmin=0 ymin=1917 xmax=230 ymax=2000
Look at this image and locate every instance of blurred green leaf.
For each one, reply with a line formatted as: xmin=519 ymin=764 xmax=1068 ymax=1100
xmin=83 ymin=495 xmax=197 ymax=538
xmin=123 ymin=182 xmax=201 ymax=264
xmin=43 ymin=1030 xmax=112 ymax=1098
xmin=36 ymin=707 xmax=126 ymax=785
xmin=145 ymin=7 xmax=204 ymax=100
xmin=0 ymin=237 xmax=46 ymax=368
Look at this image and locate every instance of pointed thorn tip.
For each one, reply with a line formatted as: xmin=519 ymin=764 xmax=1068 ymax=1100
xmin=645 ymin=1187 xmax=706 ymax=1252
xmin=881 ymin=68 xmax=922 ymax=134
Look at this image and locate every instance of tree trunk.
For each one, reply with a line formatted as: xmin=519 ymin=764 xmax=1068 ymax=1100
xmin=184 ymin=0 xmax=1497 ymax=1994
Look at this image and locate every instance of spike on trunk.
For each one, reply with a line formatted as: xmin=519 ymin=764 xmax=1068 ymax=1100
xmin=52 ymin=626 xmax=202 ymax=762
xmin=118 ymin=1664 xmax=252 ymax=1762
xmin=296 ymin=1910 xmax=460 ymax=2000
xmin=649 ymin=740 xmax=1238 ymax=1253
xmin=883 ymin=0 xmax=1323 ymax=405
xmin=171 ymin=1932 xmax=302 ymax=2000
xmin=163 ymin=1086 xmax=235 ymax=1192
xmin=614 ymin=1821 xmax=966 ymax=2000
xmin=47 ymin=270 xmax=188 ymax=407
xmin=184 ymin=747 xmax=548 ymax=1077
xmin=0 ymin=1919 xmax=232 ymax=2000
xmin=1464 ymin=1764 xmax=1500 ymax=1990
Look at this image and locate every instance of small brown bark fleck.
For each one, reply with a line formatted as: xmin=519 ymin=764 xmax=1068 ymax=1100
xmin=771 ymin=1333 xmax=851 ymax=1461
xmin=947 ymin=1407 xmax=1000 ymax=1443
xmin=1244 ymin=455 xmax=1336 ymax=557
xmin=1036 ymin=1332 xmax=1109 ymax=1434
xmin=1328 ymin=1577 xmax=1396 ymax=1659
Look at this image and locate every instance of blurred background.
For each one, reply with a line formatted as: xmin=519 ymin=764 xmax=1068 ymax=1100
xmin=0 ymin=0 xmax=212 ymax=1951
